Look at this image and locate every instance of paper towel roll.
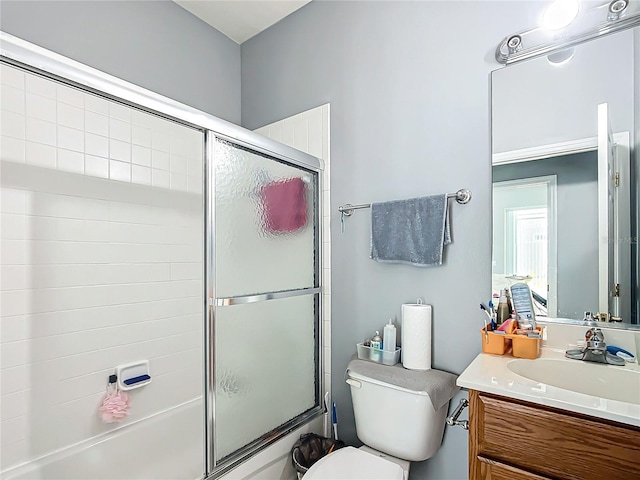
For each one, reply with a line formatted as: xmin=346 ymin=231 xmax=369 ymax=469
xmin=401 ymin=302 xmax=432 ymax=370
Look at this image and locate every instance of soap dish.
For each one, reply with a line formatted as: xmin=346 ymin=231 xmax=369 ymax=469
xmin=116 ymin=360 xmax=152 ymax=391
xmin=356 ymin=343 xmax=401 ymax=366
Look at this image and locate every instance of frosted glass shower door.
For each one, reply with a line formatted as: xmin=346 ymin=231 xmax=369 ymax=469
xmin=211 ymin=138 xmax=320 ymax=463
xmin=214 ymin=139 xmax=316 ymax=297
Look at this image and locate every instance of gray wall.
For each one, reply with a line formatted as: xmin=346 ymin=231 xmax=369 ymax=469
xmin=492 ymin=29 xmax=634 ymax=154
xmin=0 ymin=0 xmax=241 ymax=124
xmin=493 ymin=152 xmax=599 ymax=318
xmin=241 ymin=2 xmax=539 ymax=479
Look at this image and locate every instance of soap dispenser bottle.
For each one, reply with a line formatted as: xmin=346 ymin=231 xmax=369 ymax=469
xmin=370 ymin=331 xmax=383 ymax=362
xmin=497 ymin=289 xmax=510 ymax=325
xmin=383 ymin=319 xmax=396 ymax=352
xmin=370 ymin=331 xmax=382 ymax=350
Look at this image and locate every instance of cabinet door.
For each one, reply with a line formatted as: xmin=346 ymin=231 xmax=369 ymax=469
xmin=470 ymin=390 xmax=640 ymax=480
xmin=476 ymin=457 xmax=551 ymax=480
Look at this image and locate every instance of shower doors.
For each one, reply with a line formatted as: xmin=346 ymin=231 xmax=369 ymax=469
xmin=206 ymin=136 xmax=322 ymax=473
xmin=1 ymin=32 xmax=323 ymax=480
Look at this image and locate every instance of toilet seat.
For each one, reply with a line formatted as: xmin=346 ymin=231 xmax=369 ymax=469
xmin=303 ymin=446 xmax=404 ymax=480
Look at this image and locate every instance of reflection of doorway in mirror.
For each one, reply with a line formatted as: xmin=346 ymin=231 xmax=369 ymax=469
xmin=493 ymin=176 xmax=557 ymax=317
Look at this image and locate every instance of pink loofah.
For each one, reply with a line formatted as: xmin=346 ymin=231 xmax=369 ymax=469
xmin=99 ymin=382 xmax=131 ymax=423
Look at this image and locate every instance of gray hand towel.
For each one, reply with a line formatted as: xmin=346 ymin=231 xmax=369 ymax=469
xmin=370 ymin=194 xmax=451 ymax=267
xmin=347 ymin=358 xmax=459 ymax=411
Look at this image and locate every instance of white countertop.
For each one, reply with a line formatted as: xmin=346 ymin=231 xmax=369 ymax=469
xmin=457 ymin=347 xmax=640 ymax=427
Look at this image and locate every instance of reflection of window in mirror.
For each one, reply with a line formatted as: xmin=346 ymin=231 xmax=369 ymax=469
xmin=493 ymin=177 xmax=556 ymax=317
xmin=508 ymin=207 xmax=548 ymax=298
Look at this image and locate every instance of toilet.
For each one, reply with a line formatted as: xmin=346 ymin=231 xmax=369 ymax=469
xmin=304 ymin=359 xmax=458 ymax=480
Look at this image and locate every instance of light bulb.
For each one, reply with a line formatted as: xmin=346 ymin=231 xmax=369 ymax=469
xmin=541 ymin=0 xmax=580 ymax=30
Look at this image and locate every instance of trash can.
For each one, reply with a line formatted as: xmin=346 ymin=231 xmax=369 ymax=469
xmin=291 ymin=433 xmax=345 ymax=479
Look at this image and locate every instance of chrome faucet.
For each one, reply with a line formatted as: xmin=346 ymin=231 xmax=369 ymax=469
xmin=565 ymin=328 xmax=625 ymax=366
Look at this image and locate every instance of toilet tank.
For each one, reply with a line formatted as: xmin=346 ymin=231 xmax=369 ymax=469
xmin=345 ymin=361 xmax=454 ymax=462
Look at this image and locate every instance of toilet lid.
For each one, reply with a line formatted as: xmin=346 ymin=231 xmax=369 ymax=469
xmin=303 ymin=446 xmax=404 ymax=480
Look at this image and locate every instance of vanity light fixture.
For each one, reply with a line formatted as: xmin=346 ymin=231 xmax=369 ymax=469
xmin=541 ymin=0 xmax=580 ymax=30
xmin=495 ymin=0 xmax=640 ymax=64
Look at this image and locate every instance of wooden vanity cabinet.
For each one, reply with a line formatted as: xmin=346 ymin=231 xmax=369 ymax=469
xmin=468 ymin=390 xmax=640 ymax=480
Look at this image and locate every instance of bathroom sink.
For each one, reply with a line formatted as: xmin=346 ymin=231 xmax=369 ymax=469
xmin=507 ymin=358 xmax=640 ymax=405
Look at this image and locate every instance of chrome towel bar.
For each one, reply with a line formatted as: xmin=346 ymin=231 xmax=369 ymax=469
xmin=338 ymin=188 xmax=471 ymax=217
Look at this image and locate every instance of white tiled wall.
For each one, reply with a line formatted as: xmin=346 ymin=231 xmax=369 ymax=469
xmin=254 ymin=104 xmax=331 ymax=400
xmin=0 ymin=64 xmax=204 ymax=472
xmin=0 ymin=66 xmax=202 ymax=192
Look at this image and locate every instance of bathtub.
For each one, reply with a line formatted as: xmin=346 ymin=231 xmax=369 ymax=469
xmin=3 ymin=399 xmax=204 ymax=480
xmin=2 ymin=399 xmax=322 ymax=480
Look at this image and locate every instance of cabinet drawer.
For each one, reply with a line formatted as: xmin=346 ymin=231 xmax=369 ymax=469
xmin=473 ymin=393 xmax=640 ymax=480
xmin=476 ymin=456 xmax=551 ymax=480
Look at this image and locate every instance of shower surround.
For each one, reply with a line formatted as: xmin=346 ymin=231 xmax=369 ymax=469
xmin=1 ymin=33 xmax=325 ymax=480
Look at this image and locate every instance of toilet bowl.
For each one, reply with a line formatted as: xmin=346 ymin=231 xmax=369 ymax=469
xmin=357 ymin=445 xmax=410 ymax=477
xmin=304 ymin=359 xmax=458 ymax=480
xmin=303 ymin=446 xmax=404 ymax=480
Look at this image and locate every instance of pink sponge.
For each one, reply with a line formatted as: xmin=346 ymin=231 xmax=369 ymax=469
xmin=99 ymin=377 xmax=131 ymax=423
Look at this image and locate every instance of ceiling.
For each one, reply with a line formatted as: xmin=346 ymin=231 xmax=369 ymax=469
xmin=174 ymin=0 xmax=311 ymax=44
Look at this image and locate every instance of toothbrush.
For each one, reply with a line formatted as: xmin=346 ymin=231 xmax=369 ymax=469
xmin=323 ymin=392 xmax=331 ymax=438
xmin=479 ymin=303 xmax=492 ymax=343
xmin=488 ymin=300 xmax=495 ymax=325
xmin=332 ymin=402 xmax=339 ymax=441
xmin=480 ymin=303 xmax=495 ymax=330
xmin=479 ymin=313 xmax=489 ymax=343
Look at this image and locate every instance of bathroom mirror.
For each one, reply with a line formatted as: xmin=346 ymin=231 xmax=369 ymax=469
xmin=491 ymin=26 xmax=638 ymax=324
